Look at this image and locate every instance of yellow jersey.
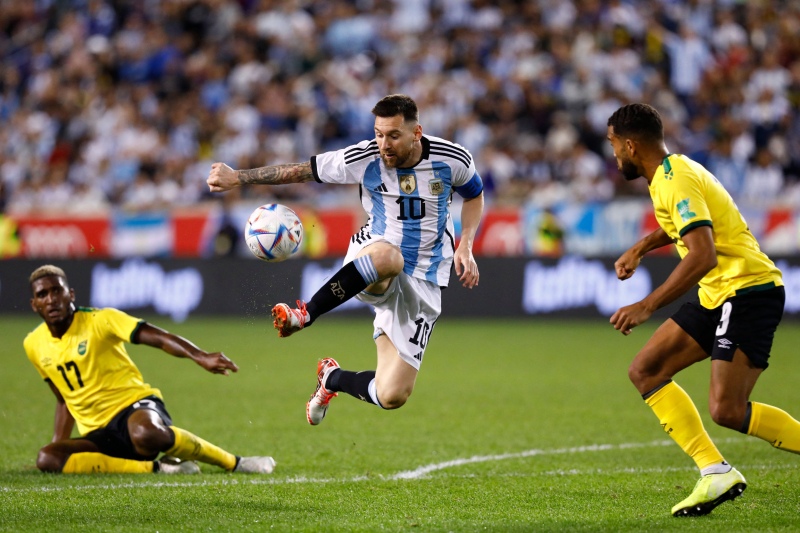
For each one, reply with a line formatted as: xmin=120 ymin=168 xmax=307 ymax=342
xmin=24 ymin=307 xmax=162 ymax=436
xmin=649 ymin=154 xmax=782 ymax=309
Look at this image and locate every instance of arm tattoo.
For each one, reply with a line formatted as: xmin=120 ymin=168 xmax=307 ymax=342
xmin=237 ymin=163 xmax=314 ymax=185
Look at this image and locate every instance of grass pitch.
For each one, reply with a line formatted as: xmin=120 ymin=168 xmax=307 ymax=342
xmin=1 ymin=314 xmax=799 ymax=532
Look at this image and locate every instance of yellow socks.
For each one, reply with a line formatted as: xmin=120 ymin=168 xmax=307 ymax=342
xmin=60 ymin=427 xmax=237 ymax=473
xmin=62 ymin=452 xmax=154 ymax=474
xmin=165 ymin=426 xmax=237 ymax=471
xmin=747 ymin=402 xmax=800 ymax=454
xmin=644 ymin=381 xmax=725 ymax=470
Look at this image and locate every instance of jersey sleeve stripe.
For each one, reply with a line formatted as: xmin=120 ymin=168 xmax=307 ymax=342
xmin=344 ymin=142 xmax=379 ymax=164
xmin=429 ymin=148 xmax=471 ymax=169
xmin=344 ymin=149 xmax=380 ymax=165
xmin=429 ymin=140 xmax=472 ymax=165
xmin=678 ymin=219 xmax=712 ymax=237
xmin=344 ymin=140 xmax=377 ymax=156
xmin=310 ymin=156 xmax=323 ymax=183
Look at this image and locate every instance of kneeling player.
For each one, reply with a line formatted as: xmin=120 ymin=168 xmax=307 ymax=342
xmin=25 ymin=265 xmax=275 ymax=475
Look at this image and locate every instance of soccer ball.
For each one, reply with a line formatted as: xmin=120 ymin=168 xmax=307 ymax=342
xmin=244 ymin=203 xmax=304 ymax=262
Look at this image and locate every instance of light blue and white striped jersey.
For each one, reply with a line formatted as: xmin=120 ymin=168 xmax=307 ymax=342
xmin=311 ymin=135 xmax=484 ymax=287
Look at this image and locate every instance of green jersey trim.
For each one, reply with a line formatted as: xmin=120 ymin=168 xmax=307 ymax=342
xmin=130 ymin=320 xmax=146 ymax=344
xmin=735 ymin=281 xmax=778 ymax=296
xmin=678 ymin=220 xmax=712 ymax=237
xmin=662 ymin=155 xmax=673 ymax=174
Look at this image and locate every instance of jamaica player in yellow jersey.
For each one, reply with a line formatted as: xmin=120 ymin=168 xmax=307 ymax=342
xmin=607 ymin=104 xmax=800 ymax=517
xmin=24 ymin=265 xmax=275 ymax=475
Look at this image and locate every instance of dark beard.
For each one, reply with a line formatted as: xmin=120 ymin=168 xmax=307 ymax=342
xmin=620 ymin=160 xmax=641 ymax=181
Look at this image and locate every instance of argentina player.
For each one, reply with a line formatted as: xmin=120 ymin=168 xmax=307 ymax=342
xmin=207 ymin=94 xmax=484 ymax=426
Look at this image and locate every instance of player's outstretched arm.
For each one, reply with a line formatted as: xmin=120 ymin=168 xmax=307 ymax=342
xmin=134 ymin=323 xmax=239 ymax=376
xmin=207 ymin=162 xmax=315 ymax=192
xmin=454 ymin=192 xmax=484 ymax=289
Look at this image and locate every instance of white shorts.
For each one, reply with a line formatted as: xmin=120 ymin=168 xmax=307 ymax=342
xmin=344 ymin=235 xmax=442 ymax=371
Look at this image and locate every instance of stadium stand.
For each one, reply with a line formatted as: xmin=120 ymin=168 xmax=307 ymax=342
xmin=1 ymin=0 xmax=798 ymax=214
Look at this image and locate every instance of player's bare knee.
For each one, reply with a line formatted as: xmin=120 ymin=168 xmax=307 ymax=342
xmin=36 ymin=446 xmax=65 ymax=473
xmin=377 ymin=387 xmax=412 ymax=409
xmin=628 ymin=356 xmax=670 ymax=394
xmin=370 ymin=247 xmax=404 ymax=279
xmin=627 ymin=361 xmax=649 ymax=390
xmin=708 ymin=401 xmax=745 ymax=430
xmin=129 ymin=421 xmax=172 ymax=454
xmin=379 ymin=393 xmax=408 ymax=409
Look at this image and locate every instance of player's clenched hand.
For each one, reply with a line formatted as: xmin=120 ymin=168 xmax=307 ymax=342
xmin=614 ymin=249 xmax=641 ymax=280
xmin=454 ymin=246 xmax=479 ymax=289
xmin=610 ymin=302 xmax=653 ymax=336
xmin=207 ymin=162 xmax=240 ymax=193
xmin=194 ymin=351 xmax=239 ymax=375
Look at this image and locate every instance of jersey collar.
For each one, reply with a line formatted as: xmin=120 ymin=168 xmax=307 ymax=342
xmin=420 ymin=135 xmax=431 ymax=161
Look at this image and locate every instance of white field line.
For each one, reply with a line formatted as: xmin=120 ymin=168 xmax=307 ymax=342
xmin=2 ymin=436 xmax=793 ymax=494
xmin=390 ymin=438 xmax=678 ymax=480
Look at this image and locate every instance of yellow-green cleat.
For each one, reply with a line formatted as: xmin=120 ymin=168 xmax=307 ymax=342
xmin=672 ymin=467 xmax=747 ymax=517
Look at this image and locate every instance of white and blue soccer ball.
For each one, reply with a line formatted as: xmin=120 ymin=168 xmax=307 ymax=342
xmin=244 ymin=203 xmax=304 ymax=262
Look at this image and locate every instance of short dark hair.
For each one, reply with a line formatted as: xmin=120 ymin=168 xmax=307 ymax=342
xmin=29 ymin=265 xmax=68 ymax=289
xmin=371 ymin=94 xmax=419 ymax=123
xmin=607 ymin=103 xmax=664 ymax=144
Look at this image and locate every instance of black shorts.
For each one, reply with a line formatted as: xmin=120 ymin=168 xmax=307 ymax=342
xmin=671 ymin=285 xmax=785 ymax=370
xmin=81 ymin=396 xmax=173 ymax=461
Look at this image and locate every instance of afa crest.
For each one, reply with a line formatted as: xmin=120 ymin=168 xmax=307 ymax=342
xmin=429 ymin=178 xmax=444 ymax=195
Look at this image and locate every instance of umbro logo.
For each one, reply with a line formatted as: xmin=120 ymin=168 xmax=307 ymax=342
xmin=718 ymin=338 xmax=733 ymax=349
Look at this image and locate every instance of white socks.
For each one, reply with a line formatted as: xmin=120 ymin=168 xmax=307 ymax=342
xmin=701 ymin=461 xmax=732 ymax=476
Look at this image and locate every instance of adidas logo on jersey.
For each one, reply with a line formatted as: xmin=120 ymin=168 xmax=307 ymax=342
xmin=373 ymin=183 xmax=388 ymax=192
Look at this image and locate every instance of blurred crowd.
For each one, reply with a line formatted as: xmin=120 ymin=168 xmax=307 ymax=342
xmin=1 ymin=0 xmax=799 ymax=217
